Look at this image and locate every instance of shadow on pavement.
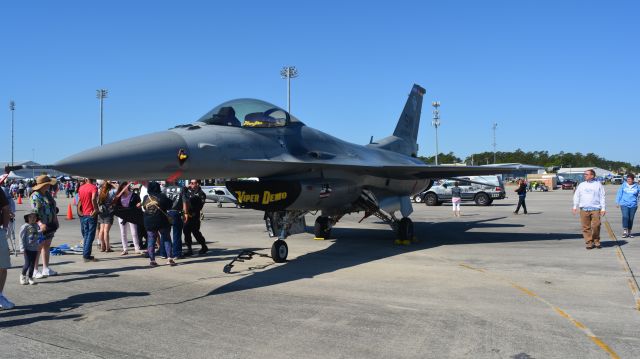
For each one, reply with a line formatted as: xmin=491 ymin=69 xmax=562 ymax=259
xmin=0 ymin=291 xmax=149 ymax=328
xmin=204 ymin=216 xmax=582 ymax=297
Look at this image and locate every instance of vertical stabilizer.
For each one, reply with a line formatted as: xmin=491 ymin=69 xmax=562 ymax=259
xmin=370 ymin=84 xmax=425 ymax=157
xmin=393 ymin=84 xmax=425 ymax=145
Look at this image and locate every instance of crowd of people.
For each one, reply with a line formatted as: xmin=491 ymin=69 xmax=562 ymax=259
xmin=0 ymin=176 xmax=209 ymax=310
xmin=1 ymin=170 xmax=639 ymax=310
xmin=76 ymin=177 xmax=208 ymax=266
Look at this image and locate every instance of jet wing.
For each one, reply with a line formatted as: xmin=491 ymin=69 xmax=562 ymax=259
xmin=238 ymin=159 xmax=514 ymax=179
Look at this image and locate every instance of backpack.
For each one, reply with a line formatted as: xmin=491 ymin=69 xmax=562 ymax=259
xmin=143 ymin=195 xmax=173 ymax=224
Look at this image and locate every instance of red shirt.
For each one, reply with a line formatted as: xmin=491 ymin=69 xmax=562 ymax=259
xmin=78 ymin=183 xmax=98 ymax=216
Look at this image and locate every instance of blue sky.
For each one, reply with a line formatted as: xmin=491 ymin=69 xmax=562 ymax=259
xmin=1 ymin=1 xmax=638 ymax=166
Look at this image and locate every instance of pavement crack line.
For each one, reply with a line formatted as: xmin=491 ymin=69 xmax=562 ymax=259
xmin=3 ymin=331 xmax=111 ymax=359
xmin=604 ymin=219 xmax=640 ymax=311
xmin=459 ymin=263 xmax=620 ymax=359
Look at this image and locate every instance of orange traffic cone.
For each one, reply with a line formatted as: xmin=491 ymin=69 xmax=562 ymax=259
xmin=17 ymin=195 xmax=22 ymax=204
xmin=66 ymin=203 xmax=74 ymax=220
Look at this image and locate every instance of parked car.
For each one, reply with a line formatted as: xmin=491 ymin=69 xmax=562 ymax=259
xmin=611 ymin=176 xmax=623 ymax=185
xmin=559 ymin=180 xmax=577 ymax=190
xmin=414 ymin=175 xmax=506 ymax=206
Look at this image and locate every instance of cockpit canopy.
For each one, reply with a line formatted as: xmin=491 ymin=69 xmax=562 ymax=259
xmin=197 ymin=99 xmax=302 ymax=128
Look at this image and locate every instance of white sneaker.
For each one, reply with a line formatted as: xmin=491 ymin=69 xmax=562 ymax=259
xmin=28 ymin=278 xmax=36 ymax=285
xmin=42 ymin=268 xmax=57 ymax=276
xmin=34 ymin=271 xmax=47 ymax=279
xmin=0 ymin=295 xmax=15 ymax=310
xmin=19 ymin=275 xmax=28 ymax=285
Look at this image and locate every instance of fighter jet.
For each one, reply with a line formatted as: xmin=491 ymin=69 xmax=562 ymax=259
xmin=28 ymin=84 xmax=511 ymax=262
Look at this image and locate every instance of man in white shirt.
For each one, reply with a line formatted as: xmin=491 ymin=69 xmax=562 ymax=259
xmin=572 ymin=169 xmax=606 ymax=249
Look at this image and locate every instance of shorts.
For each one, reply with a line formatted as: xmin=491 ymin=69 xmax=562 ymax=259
xmin=98 ymin=213 xmax=115 ymax=225
xmin=452 ymin=197 xmax=462 ymax=204
xmin=0 ymin=229 xmax=11 ymax=269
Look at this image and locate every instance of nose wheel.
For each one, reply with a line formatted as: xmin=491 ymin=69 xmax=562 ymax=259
xmin=271 ymin=240 xmax=288 ymax=263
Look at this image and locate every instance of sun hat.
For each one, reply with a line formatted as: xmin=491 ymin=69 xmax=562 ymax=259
xmin=23 ymin=208 xmax=40 ymax=222
xmin=32 ymin=175 xmax=57 ymax=191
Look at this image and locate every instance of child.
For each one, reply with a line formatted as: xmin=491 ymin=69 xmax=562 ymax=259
xmin=19 ymin=210 xmax=43 ymax=285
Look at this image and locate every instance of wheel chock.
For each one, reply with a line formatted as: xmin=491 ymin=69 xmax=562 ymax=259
xmin=412 ymin=236 xmax=418 ymax=243
xmin=394 ymin=239 xmax=402 ymax=245
xmin=314 ymin=237 xmax=325 ymax=241
xmin=401 ymin=239 xmax=411 ymax=246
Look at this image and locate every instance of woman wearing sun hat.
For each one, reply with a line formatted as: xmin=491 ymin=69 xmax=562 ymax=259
xmin=30 ymin=175 xmax=59 ymax=278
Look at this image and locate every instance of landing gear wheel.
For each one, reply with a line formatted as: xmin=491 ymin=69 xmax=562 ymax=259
xmin=271 ymin=240 xmax=288 ymax=263
xmin=475 ymin=193 xmax=490 ymax=206
xmin=425 ymin=193 xmax=439 ymax=206
xmin=314 ymin=216 xmax=331 ymax=239
xmin=398 ymin=218 xmax=414 ymax=242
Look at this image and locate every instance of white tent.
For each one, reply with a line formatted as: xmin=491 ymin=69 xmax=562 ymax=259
xmin=7 ymin=171 xmax=25 ymax=180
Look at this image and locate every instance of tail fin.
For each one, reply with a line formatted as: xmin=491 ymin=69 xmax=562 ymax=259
xmin=370 ymin=84 xmax=425 ymax=157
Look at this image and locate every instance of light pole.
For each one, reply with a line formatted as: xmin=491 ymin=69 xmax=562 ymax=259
xmin=432 ymin=101 xmax=441 ymax=165
xmin=9 ymin=100 xmax=15 ymax=166
xmin=492 ymin=122 xmax=498 ymax=164
xmin=96 ymin=89 xmax=108 ymax=146
xmin=280 ymin=66 xmax=298 ymax=113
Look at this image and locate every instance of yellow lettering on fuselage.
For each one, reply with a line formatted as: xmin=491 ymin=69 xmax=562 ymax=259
xmin=262 ymin=191 xmax=288 ymax=205
xmin=235 ymin=191 xmax=260 ymax=204
xmin=235 ymin=190 xmax=287 ymax=205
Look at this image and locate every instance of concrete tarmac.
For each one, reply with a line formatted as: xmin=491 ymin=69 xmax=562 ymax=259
xmin=1 ymin=187 xmax=639 ymax=358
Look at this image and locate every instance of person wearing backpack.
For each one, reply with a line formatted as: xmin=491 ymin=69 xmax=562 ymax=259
xmin=182 ymin=179 xmax=208 ymax=256
xmin=97 ymin=181 xmax=117 ymax=252
xmin=142 ymin=182 xmax=175 ymax=267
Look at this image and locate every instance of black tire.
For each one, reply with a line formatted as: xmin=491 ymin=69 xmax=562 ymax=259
xmin=414 ymin=195 xmax=423 ymax=203
xmin=398 ymin=218 xmax=414 ymax=241
xmin=314 ymin=216 xmax=331 ymax=239
xmin=475 ymin=193 xmax=491 ymax=206
xmin=425 ymin=193 xmax=439 ymax=206
xmin=271 ymin=240 xmax=288 ymax=263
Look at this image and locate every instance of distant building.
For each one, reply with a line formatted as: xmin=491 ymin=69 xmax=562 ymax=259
xmin=557 ymin=167 xmax=614 ymax=182
xmin=482 ymin=163 xmax=545 ymax=180
xmin=0 ymin=161 xmax=69 ymax=180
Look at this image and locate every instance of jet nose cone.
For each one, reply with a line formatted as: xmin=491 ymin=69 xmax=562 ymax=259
xmin=54 ymin=131 xmax=189 ymax=180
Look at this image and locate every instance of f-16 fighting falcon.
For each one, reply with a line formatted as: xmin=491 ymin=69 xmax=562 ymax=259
xmin=16 ymin=84 xmax=511 ymax=263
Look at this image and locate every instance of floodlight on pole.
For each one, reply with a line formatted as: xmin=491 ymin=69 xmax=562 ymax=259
xmin=96 ymin=89 xmax=108 ymax=146
xmin=280 ymin=66 xmax=298 ymax=113
xmin=492 ymin=122 xmax=498 ymax=164
xmin=9 ymin=100 xmax=15 ymax=166
xmin=431 ymin=101 xmax=441 ymax=165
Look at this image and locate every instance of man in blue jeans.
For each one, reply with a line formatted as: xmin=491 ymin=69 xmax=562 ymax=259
xmin=77 ymin=178 xmax=99 ymax=262
xmin=160 ymin=181 xmax=186 ymax=259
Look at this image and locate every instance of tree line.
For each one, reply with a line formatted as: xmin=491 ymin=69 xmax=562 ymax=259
xmin=419 ymin=149 xmax=639 ymax=174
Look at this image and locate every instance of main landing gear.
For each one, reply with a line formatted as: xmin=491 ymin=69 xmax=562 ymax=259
xmin=395 ymin=217 xmax=414 ymax=245
xmin=314 ymin=216 xmax=332 ymax=240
